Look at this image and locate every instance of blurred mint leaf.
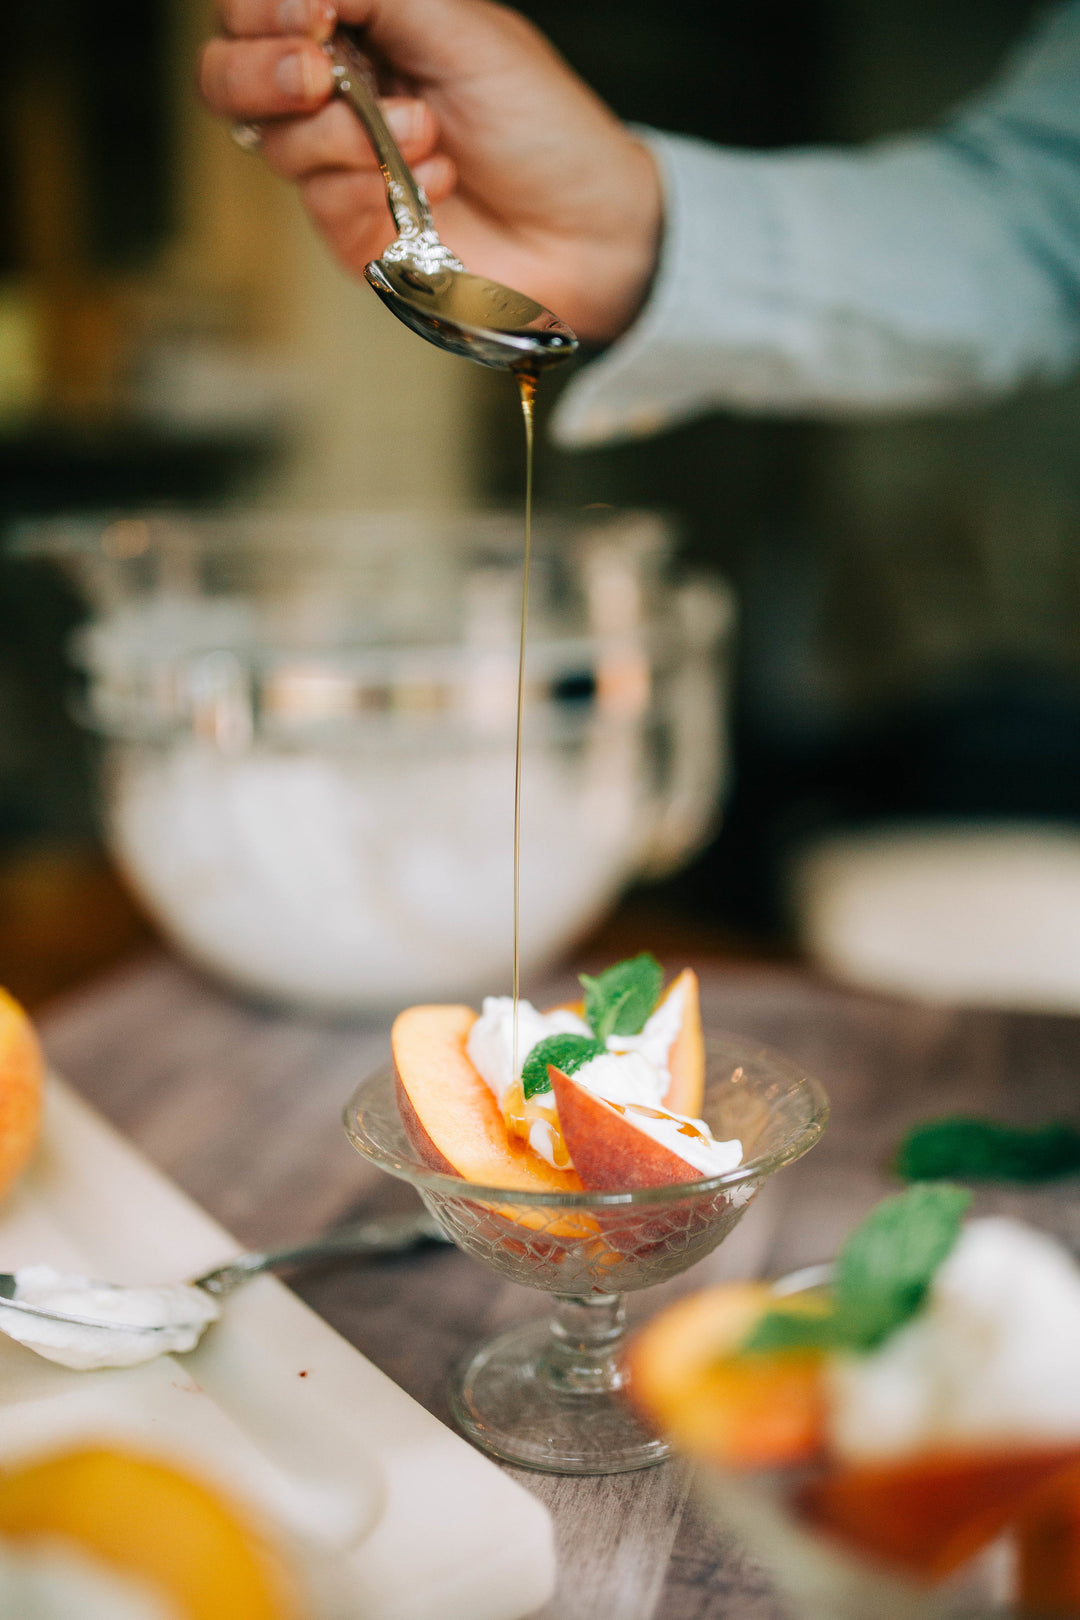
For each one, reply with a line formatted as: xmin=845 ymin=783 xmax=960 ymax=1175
xmin=521 ymin=1033 xmax=605 ymax=1100
xmin=580 ymin=953 xmax=663 ymax=1040
xmin=896 ymin=1117 xmax=1080 ymax=1183
xmin=742 ymin=1305 xmax=840 ymax=1355
xmin=832 ymin=1182 xmax=971 ymax=1350
xmin=741 ymin=1182 xmax=971 ymax=1358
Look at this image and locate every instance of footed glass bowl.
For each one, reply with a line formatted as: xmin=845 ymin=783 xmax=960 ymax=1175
xmin=344 ymin=1032 xmax=828 ymax=1475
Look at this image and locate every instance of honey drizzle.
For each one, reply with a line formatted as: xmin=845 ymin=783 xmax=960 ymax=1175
xmin=511 ymin=367 xmax=539 ymax=1087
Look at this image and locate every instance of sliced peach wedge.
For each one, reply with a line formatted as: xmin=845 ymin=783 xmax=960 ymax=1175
xmin=655 ymin=968 xmax=705 ymax=1117
xmin=0 ymin=984 xmax=45 ymax=1204
xmin=0 ymin=1446 xmax=302 ymax=1619
xmin=548 ymin=1066 xmax=705 ymax=1191
xmin=392 ymin=1004 xmax=596 ymax=1249
xmin=393 ymin=1004 xmax=581 ymax=1195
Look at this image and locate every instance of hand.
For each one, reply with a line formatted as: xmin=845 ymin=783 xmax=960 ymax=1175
xmin=198 ymin=0 xmax=662 ymax=345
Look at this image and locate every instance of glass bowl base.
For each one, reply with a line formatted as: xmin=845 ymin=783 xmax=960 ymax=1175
xmin=448 ymin=1316 xmax=672 ymax=1475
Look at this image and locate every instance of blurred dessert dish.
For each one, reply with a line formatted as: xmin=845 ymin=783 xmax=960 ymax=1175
xmin=627 ymin=1183 xmax=1080 ymax=1615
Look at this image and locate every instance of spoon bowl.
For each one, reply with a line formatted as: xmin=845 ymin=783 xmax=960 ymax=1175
xmin=364 ymin=259 xmax=578 ymax=371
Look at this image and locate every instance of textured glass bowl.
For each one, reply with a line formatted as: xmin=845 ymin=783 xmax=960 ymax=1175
xmin=344 ymin=1032 xmax=828 ymax=1474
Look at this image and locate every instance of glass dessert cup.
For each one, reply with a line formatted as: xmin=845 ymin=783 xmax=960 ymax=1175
xmin=343 ymin=1032 xmax=828 ymax=1475
xmin=658 ymin=1265 xmax=1063 ymax=1620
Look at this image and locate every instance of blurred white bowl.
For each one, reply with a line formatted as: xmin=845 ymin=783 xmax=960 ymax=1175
xmin=791 ymin=821 xmax=1080 ymax=1012
xmin=19 ymin=509 xmax=734 ymax=1011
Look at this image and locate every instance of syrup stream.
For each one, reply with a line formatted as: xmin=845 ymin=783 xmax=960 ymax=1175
xmin=511 ymin=368 xmax=538 ymax=1087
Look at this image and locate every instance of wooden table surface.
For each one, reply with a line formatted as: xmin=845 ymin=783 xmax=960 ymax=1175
xmin=36 ymin=948 xmax=1080 ymax=1620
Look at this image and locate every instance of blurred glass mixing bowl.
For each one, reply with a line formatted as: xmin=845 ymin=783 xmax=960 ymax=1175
xmin=15 ymin=509 xmax=734 ymax=1012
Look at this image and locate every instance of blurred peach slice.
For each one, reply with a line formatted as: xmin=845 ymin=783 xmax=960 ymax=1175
xmin=0 ymin=1446 xmax=302 ymax=1619
xmin=625 ymin=1282 xmax=828 ymax=1469
xmin=1016 ymin=1461 xmax=1080 ymax=1615
xmin=0 ymin=985 xmax=44 ymax=1203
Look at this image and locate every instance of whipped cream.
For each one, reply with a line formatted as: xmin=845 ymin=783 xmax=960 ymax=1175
xmin=466 ymin=987 xmax=741 ymax=1177
xmin=0 ymin=1266 xmax=221 ymax=1370
xmin=830 ymin=1217 xmax=1080 ymax=1460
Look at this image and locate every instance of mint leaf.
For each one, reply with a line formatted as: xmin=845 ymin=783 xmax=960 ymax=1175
xmin=832 ymin=1182 xmax=971 ymax=1350
xmin=521 ymin=1033 xmax=605 ymax=1100
xmin=580 ymin=953 xmax=663 ymax=1040
xmin=896 ymin=1117 xmax=1080 ymax=1184
xmin=740 ymin=1181 xmax=971 ymax=1359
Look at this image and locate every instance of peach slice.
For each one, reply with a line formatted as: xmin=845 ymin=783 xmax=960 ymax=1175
xmin=546 ymin=967 xmax=704 ymax=1117
xmin=548 ymin=1065 xmax=704 ymax=1190
xmin=799 ymin=1445 xmax=1080 ymax=1580
xmin=0 ymin=985 xmax=44 ymax=1203
xmin=393 ymin=1004 xmax=582 ymax=1194
xmin=659 ymin=968 xmax=704 ymax=1117
xmin=0 ymin=1446 xmax=301 ymax=1618
xmin=392 ymin=1005 xmax=598 ymax=1252
xmin=625 ymin=1283 xmax=827 ymax=1469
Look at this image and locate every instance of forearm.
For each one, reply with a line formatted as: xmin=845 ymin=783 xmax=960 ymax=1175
xmin=553 ymin=5 xmax=1080 ymax=444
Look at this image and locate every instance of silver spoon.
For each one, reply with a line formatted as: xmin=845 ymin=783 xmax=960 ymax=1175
xmin=325 ymin=28 xmax=579 ymax=373
xmin=0 ymin=1208 xmax=447 ymax=1338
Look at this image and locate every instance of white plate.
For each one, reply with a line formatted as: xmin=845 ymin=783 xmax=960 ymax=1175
xmin=0 ymin=1076 xmax=555 ymax=1620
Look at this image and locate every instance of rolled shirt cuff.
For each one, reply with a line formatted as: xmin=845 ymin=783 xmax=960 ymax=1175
xmin=550 ymin=128 xmax=795 ymax=447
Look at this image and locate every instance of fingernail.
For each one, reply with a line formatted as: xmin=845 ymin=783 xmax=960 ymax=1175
xmin=277 ymin=0 xmax=336 ymax=36
xmin=275 ymin=51 xmax=313 ymax=99
xmin=309 ymin=1 xmax=336 ymax=44
xmin=386 ymin=102 xmax=424 ymax=145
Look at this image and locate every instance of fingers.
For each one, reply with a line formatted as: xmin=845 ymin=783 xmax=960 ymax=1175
xmin=413 ymin=152 xmax=457 ymax=204
xmin=259 ymin=95 xmax=438 ymax=179
xmin=216 ymin=0 xmax=337 ymax=40
xmin=300 ymin=150 xmax=456 ymax=258
xmin=200 ymin=35 xmax=335 ymax=119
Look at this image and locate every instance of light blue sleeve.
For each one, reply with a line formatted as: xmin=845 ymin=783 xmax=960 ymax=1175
xmin=551 ymin=1 xmax=1080 ymax=446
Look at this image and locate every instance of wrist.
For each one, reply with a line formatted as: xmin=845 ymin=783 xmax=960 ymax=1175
xmin=582 ymin=136 xmax=663 ymax=347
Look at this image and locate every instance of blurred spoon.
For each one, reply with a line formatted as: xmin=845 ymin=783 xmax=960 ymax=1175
xmin=325 ymin=27 xmax=579 ymax=372
xmin=0 ymin=1208 xmax=447 ymax=1338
